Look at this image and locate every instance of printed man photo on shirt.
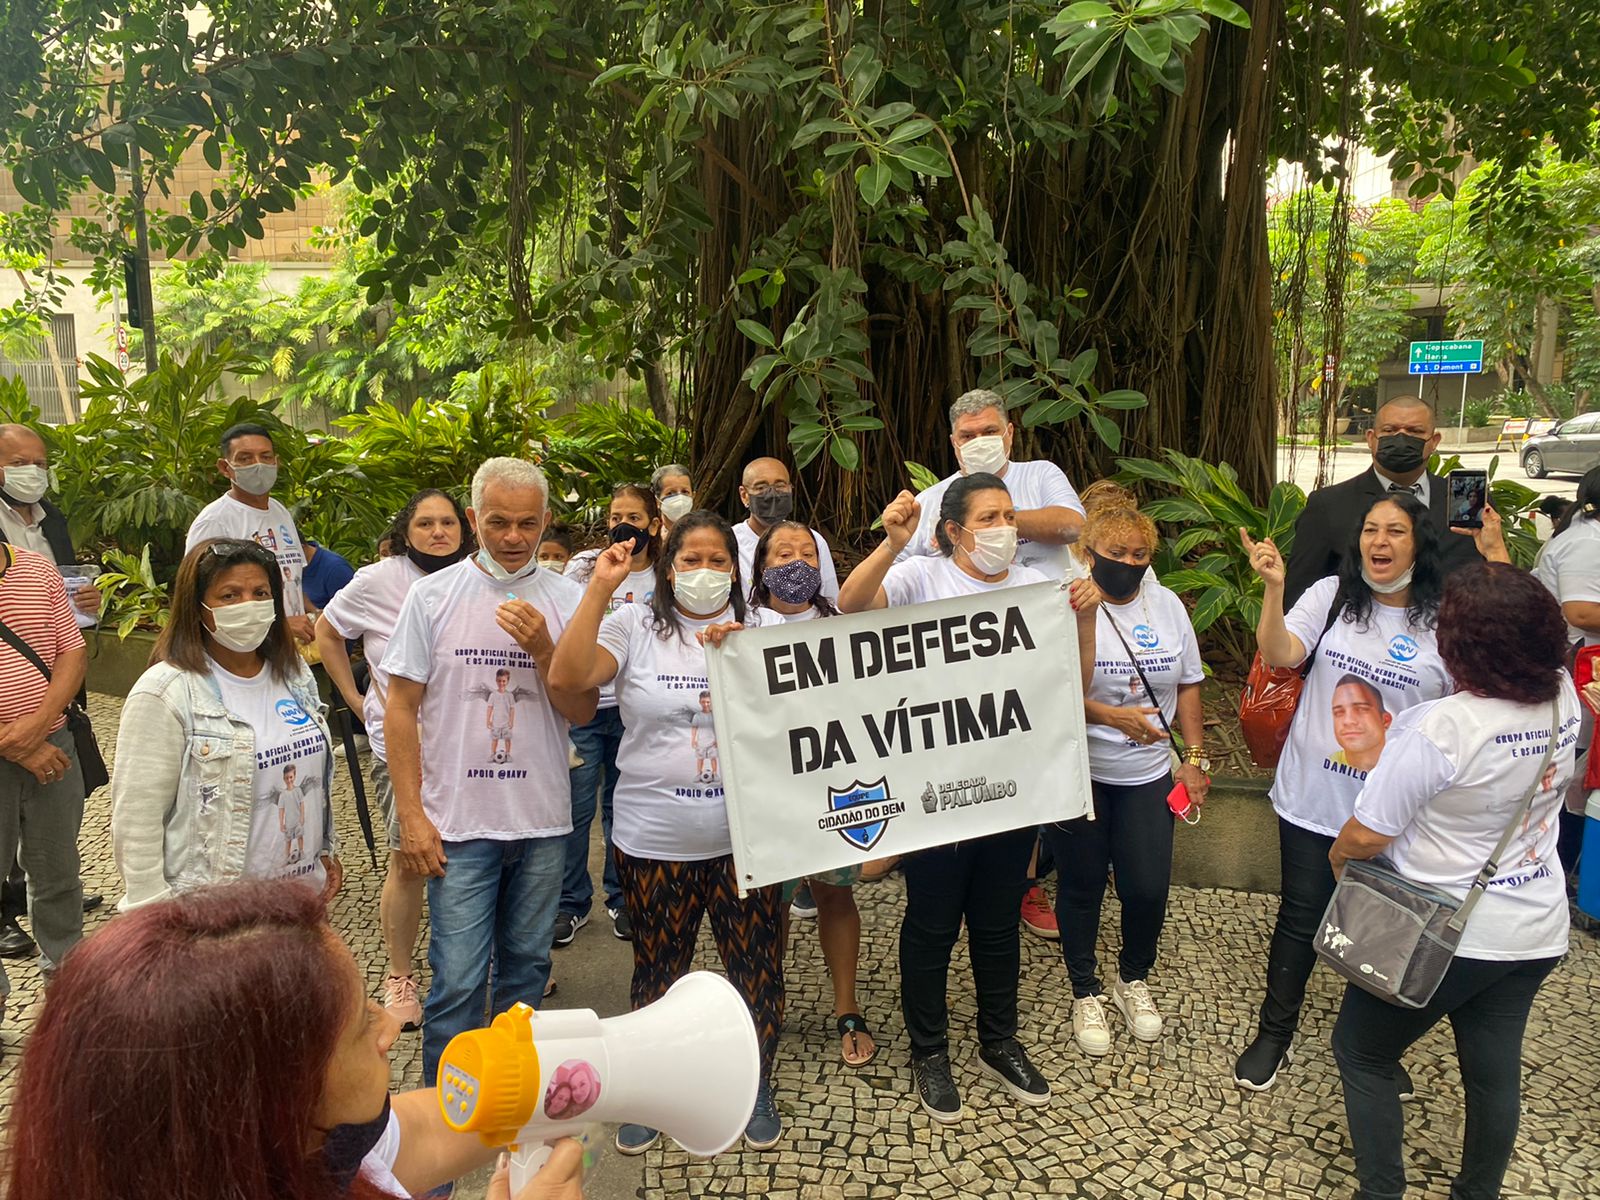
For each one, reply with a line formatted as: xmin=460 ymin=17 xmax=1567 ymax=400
xmin=1329 ymin=674 xmax=1392 ymax=774
xmin=689 ymin=689 xmax=719 ymax=783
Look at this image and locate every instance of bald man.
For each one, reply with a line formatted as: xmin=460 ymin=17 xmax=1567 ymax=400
xmin=1282 ymin=395 xmax=1484 ymax=608
xmin=0 ymin=423 xmax=103 ymax=955
xmin=733 ymin=458 xmax=841 ymax=603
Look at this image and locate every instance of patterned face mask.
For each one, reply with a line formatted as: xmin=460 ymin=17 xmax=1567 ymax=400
xmin=762 ymin=558 xmax=821 ymax=605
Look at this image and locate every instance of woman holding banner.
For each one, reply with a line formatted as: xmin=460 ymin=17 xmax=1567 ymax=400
xmin=749 ymin=520 xmax=875 ymax=1068
xmin=838 ymin=473 xmax=1099 ymax=1123
xmin=547 ymin=511 xmax=787 ymax=1154
xmin=1045 ymin=502 xmax=1207 ymax=1060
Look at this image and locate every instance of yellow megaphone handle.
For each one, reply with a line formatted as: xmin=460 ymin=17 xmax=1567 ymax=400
xmin=437 ymin=1003 xmax=542 ymax=1146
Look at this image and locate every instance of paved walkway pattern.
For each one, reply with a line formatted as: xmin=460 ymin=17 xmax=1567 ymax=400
xmin=0 ymin=696 xmax=1594 ymax=1199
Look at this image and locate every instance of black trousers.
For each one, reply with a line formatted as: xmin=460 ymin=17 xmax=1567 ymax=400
xmin=1043 ymin=775 xmax=1175 ymax=998
xmin=1256 ymin=816 xmax=1339 ymax=1044
xmin=899 ymin=825 xmax=1034 ymax=1057
xmin=1332 ymin=956 xmax=1561 ymax=1200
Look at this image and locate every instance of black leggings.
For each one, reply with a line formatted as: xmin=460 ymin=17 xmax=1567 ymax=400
xmin=1332 ymin=955 xmax=1561 ymax=1200
xmin=898 ymin=826 xmax=1034 ymax=1056
xmin=1042 ymin=775 xmax=1175 ymax=998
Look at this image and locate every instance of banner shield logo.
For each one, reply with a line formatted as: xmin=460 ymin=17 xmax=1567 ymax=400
xmin=827 ymin=778 xmax=893 ymax=851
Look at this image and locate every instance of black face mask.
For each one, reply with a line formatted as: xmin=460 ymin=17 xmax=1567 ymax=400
xmin=750 ymin=491 xmax=795 ymax=526
xmin=609 ymin=522 xmax=653 ymax=557
xmin=321 ymin=1095 xmax=392 ymax=1189
xmin=1374 ymin=433 xmax=1428 ymax=475
xmin=406 ymin=545 xmax=468 ymax=574
xmin=1090 ymin=551 xmax=1146 ymax=600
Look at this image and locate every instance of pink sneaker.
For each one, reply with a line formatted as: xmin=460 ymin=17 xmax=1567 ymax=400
xmin=382 ymin=973 xmax=422 ymax=1031
xmin=1021 ymin=885 xmax=1059 ymax=940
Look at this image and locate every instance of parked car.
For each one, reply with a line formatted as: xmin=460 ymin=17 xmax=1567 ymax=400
xmin=1521 ymin=413 xmax=1600 ymax=478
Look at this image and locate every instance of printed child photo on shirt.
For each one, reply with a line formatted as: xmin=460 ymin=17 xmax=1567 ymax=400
xmin=1328 ymin=674 xmax=1392 ymax=775
xmin=461 ymin=667 xmax=539 ymax=765
xmin=688 ymin=689 xmax=719 ymax=783
xmin=273 ymin=762 xmax=316 ymax=867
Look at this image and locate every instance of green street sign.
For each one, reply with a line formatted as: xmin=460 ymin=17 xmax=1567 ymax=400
xmin=1408 ymin=340 xmax=1484 ymax=375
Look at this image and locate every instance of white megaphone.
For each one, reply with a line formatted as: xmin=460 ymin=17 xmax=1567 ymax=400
xmin=436 ymin=971 xmax=760 ymax=1191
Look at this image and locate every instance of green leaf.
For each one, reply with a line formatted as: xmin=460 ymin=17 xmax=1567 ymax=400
xmin=1062 ymin=26 xmax=1116 ymax=92
xmin=202 ymin=136 xmax=222 ymax=170
xmin=1087 ymin=409 xmax=1120 ymax=452
xmin=1189 ymin=585 xmax=1232 ymax=633
xmin=884 ymin=117 xmax=935 ymax=145
xmin=1057 ymin=1 xmax=1115 ymax=22
xmin=1096 ymin=389 xmax=1147 ymax=409
xmin=856 ymin=160 xmax=892 ymax=206
xmin=1198 ymin=0 xmax=1251 ymax=29
xmin=736 ymin=319 xmax=777 ymax=348
xmin=829 ymin=436 xmax=862 ymax=471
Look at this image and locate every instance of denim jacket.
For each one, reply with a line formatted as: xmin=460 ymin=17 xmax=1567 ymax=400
xmin=110 ymin=659 xmax=338 ymax=909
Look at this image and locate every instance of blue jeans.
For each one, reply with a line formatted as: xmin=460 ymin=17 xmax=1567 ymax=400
xmin=560 ymin=707 xmax=624 ymax=917
xmin=422 ymin=836 xmax=564 ymax=1084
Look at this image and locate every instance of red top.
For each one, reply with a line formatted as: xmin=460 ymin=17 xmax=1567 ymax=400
xmin=0 ymin=546 xmax=85 ymax=732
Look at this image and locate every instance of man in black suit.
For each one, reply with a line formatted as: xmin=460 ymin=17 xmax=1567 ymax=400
xmin=0 ymin=424 xmax=102 ymax=957
xmin=1283 ymin=395 xmax=1484 ymax=609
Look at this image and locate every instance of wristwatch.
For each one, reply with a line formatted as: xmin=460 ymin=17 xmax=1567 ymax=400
xmin=1183 ymin=747 xmax=1211 ymax=774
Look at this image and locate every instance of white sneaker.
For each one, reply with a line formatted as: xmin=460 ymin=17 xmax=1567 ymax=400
xmin=1072 ymin=995 xmax=1112 ymax=1056
xmin=1111 ymin=977 xmax=1164 ymax=1041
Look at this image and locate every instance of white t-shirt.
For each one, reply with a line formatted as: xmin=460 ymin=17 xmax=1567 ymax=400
xmin=1272 ymin=575 xmax=1452 ymax=836
xmin=882 ymin=553 xmax=1050 ymax=606
xmin=734 ymin=520 xmax=841 ymax=602
xmin=1533 ymin=514 xmax=1600 ymax=645
xmin=599 ymin=602 xmax=781 ymax=861
xmin=359 ymin=1108 xmax=407 ymax=1197
xmin=381 ymin=560 xmax=582 ymax=840
xmin=567 ymin=552 xmax=660 ymax=710
xmin=1354 ymin=690 xmax=1578 ymax=960
xmin=897 ymin=460 xmax=1085 ymax=579
xmin=209 ymin=658 xmax=329 ymax=892
xmin=1086 ymin=581 xmax=1205 ymax=785
xmin=321 ymin=555 xmax=425 ymax=762
xmin=767 ymin=604 xmax=821 ymax=623
xmin=186 ymin=494 xmax=309 ymax=616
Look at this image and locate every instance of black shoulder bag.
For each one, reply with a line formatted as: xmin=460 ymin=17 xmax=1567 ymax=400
xmin=0 ymin=612 xmax=110 ymax=797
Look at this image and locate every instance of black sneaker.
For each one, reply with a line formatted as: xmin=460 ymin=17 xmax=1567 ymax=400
xmin=608 ymin=906 xmax=633 ymax=941
xmin=552 ymin=912 xmax=587 ymax=947
xmin=978 ymin=1039 xmax=1052 ymax=1106
xmin=911 ymin=1051 xmax=964 ymax=1123
xmin=1234 ymin=1034 xmax=1293 ymax=1091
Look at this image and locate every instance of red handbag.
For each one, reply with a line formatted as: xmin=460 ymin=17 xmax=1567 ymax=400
xmin=1572 ymin=644 xmax=1600 ymax=789
xmin=1238 ymin=654 xmax=1305 ymax=769
xmin=1237 ymin=592 xmax=1343 ymax=770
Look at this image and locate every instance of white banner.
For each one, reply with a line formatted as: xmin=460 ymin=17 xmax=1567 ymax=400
xmin=707 ymin=582 xmax=1092 ymax=891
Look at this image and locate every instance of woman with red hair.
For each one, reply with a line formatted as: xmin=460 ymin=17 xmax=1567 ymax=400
xmin=3 ymin=880 xmax=581 ymax=1200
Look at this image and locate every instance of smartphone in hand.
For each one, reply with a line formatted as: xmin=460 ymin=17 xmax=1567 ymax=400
xmin=1446 ymin=469 xmax=1488 ymax=530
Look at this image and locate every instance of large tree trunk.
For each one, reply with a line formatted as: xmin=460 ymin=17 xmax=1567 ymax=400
xmin=688 ymin=3 xmax=1283 ymax=548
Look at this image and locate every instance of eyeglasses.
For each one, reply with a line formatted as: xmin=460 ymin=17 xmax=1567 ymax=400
xmin=203 ymin=538 xmax=277 ymax=566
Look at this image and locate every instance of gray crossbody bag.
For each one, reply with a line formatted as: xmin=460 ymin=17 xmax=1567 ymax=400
xmin=1313 ymin=699 xmax=1559 ymax=1010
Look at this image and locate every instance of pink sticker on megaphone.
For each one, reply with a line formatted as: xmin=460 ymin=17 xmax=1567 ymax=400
xmin=544 ymin=1059 xmax=603 ymax=1121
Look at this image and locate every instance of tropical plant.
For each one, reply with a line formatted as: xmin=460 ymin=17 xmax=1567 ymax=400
xmin=93 ymin=545 xmax=172 ymax=638
xmin=1462 ymin=397 xmax=1497 ymax=429
xmin=1432 ymin=451 xmax=1542 ymax=569
xmin=1116 ymin=450 xmax=1307 ymax=672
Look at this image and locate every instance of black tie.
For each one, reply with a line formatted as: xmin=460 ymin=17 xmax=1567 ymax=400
xmin=1388 ymin=481 xmax=1421 ymax=497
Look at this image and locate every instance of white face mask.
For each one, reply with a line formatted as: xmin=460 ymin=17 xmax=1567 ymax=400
xmin=476 ymin=548 xmax=540 ymax=583
xmin=1361 ymin=565 xmax=1414 ymax=595
xmin=958 ymin=435 xmax=1009 ymax=476
xmin=230 ymin=462 xmax=278 ymax=496
xmin=673 ymin=567 xmax=733 ymax=616
xmin=960 ymin=524 xmax=1018 ymax=575
xmin=1 ymin=464 xmax=48 ymax=505
xmin=205 ymin=599 xmax=278 ymax=653
xmin=660 ymin=494 xmax=694 ymax=523
xmin=537 ymin=558 xmax=568 ymax=574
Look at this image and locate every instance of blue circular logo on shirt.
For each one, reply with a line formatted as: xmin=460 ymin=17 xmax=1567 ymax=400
xmin=1133 ymin=624 xmax=1160 ymax=650
xmin=1387 ymin=635 xmax=1419 ymax=663
xmin=276 ymin=699 xmax=311 ymax=726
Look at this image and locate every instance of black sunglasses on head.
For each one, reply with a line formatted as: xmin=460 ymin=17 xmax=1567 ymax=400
xmin=203 ymin=539 xmax=277 ymax=568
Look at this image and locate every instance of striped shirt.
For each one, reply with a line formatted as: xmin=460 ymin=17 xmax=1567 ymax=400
xmin=0 ymin=546 xmax=84 ymax=732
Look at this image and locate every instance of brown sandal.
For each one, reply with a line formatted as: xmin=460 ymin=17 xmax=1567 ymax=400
xmin=837 ymin=1013 xmax=877 ymax=1068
